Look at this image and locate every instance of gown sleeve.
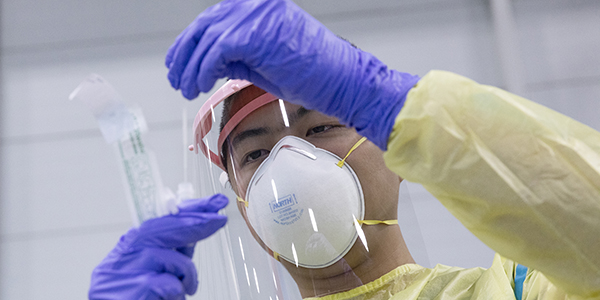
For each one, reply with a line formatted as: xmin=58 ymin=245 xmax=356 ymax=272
xmin=382 ymin=70 xmax=600 ymax=298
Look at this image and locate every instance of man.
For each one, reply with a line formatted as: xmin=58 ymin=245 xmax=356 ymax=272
xmin=216 ymin=83 xmax=415 ymax=298
xmin=89 ymin=0 xmax=600 ymax=299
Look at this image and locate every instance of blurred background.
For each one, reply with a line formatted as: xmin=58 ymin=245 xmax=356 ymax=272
xmin=0 ymin=0 xmax=599 ymax=298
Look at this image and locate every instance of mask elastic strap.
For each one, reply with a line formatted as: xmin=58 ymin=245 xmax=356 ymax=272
xmin=237 ymin=196 xmax=249 ymax=207
xmin=336 ymin=137 xmax=395 ymax=226
xmin=357 ymin=220 xmax=398 ymax=225
xmin=238 ymin=196 xmax=281 ymax=261
xmin=336 ymin=137 xmax=368 ymax=168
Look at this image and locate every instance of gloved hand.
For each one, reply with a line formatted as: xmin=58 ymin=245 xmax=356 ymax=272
xmin=165 ymin=0 xmax=419 ymax=150
xmin=89 ymin=194 xmax=228 ymax=300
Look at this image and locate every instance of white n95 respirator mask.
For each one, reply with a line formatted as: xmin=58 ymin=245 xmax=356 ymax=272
xmin=239 ymin=136 xmax=366 ymax=269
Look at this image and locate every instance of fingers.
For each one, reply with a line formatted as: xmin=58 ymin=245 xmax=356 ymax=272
xmin=167 ymin=0 xmax=244 ymax=95
xmin=141 ymin=248 xmax=199 ymax=295
xmin=168 ymin=0 xmax=272 ymax=98
xmin=194 ymin=41 xmax=228 ymax=95
xmin=168 ymin=0 xmax=304 ymax=98
xmin=91 ymin=195 xmax=228 ymax=299
xmin=104 ymin=248 xmax=199 ymax=296
xmin=167 ymin=11 xmax=216 ymax=92
xmin=90 ymin=269 xmax=191 ymax=299
xmin=165 ymin=30 xmax=187 ymax=69
xmin=177 ymin=194 xmax=229 ymax=213
xmin=226 ymin=62 xmax=284 ymax=99
xmin=133 ymin=212 xmax=227 ymax=249
xmin=176 ymin=244 xmax=195 ymax=258
xmin=118 ymin=194 xmax=228 ymax=252
xmin=179 ymin=25 xmax=223 ymax=99
xmin=146 ymin=273 xmax=188 ymax=299
xmin=180 ymin=7 xmax=252 ymax=97
xmin=165 ymin=2 xmax=225 ymax=70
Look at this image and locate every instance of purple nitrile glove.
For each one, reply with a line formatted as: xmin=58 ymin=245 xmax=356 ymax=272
xmin=89 ymin=194 xmax=228 ymax=300
xmin=165 ymin=0 xmax=419 ymax=150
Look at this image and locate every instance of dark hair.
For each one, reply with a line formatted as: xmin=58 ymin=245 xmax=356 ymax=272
xmin=219 ymin=95 xmax=235 ymax=171
xmin=218 ymin=86 xmax=249 ymax=171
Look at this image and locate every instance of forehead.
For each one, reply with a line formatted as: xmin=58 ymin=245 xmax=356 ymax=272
xmin=220 ymin=88 xmax=347 ymax=174
xmin=229 ymin=100 xmax=304 ymax=139
xmin=225 ymin=86 xmax=336 ymax=138
xmin=227 ymin=101 xmax=345 ymax=158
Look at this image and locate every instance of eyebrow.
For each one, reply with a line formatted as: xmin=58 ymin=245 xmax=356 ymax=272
xmin=230 ymin=107 xmax=314 ymax=148
xmin=288 ymin=107 xmax=312 ymax=125
xmin=231 ymin=127 xmax=271 ymax=149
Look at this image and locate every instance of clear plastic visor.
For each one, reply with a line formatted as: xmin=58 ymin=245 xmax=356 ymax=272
xmin=191 ymin=81 xmax=412 ymax=299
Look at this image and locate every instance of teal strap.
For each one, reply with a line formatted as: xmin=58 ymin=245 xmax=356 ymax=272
xmin=514 ymin=264 xmax=528 ymax=300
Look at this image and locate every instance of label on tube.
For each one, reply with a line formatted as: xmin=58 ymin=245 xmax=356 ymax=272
xmin=70 ymin=74 xmax=169 ymax=227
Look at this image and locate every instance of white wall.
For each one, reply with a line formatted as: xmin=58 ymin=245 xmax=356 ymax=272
xmin=1 ymin=0 xmax=599 ymax=299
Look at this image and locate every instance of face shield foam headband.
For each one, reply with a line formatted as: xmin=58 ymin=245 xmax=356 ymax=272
xmin=192 ymin=79 xmax=280 ymax=170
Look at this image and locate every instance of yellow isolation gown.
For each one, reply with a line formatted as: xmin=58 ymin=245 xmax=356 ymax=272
xmin=309 ymin=71 xmax=600 ymax=300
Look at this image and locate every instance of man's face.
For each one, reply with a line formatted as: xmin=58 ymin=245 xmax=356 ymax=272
xmin=223 ymin=90 xmax=402 ymax=273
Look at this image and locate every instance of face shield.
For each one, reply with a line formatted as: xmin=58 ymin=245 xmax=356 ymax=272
xmin=190 ymin=80 xmax=422 ymax=299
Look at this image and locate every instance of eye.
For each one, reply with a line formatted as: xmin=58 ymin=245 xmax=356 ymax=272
xmin=244 ymin=149 xmax=270 ymax=164
xmin=307 ymin=125 xmax=336 ymax=136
